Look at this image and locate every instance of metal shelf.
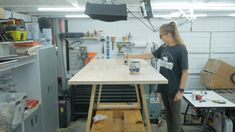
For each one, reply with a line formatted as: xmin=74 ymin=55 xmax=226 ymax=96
xmin=0 ymin=55 xmax=35 ymax=72
xmin=0 ymin=42 xmax=15 ymax=45
xmin=0 ymin=19 xmax=13 ymax=23
xmin=0 ymin=41 xmax=35 ymax=45
xmin=80 ymin=37 xmax=99 ymax=41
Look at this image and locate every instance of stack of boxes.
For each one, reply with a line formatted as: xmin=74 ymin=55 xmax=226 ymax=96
xmin=200 ymin=58 xmax=235 ymax=89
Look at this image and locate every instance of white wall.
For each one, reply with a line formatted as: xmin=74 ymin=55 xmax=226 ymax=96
xmin=68 ymin=17 xmax=235 ymax=90
xmin=4 ymin=10 xmax=36 ymax=22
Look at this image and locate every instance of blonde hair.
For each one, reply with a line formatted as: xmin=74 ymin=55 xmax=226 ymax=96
xmin=160 ymin=21 xmax=185 ymax=46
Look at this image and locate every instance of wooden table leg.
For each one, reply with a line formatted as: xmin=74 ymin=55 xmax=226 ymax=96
xmin=135 ymin=85 xmax=141 ymax=108
xmin=140 ymin=84 xmax=152 ymax=132
xmin=97 ymin=85 xmax=103 ymax=103
xmin=85 ymin=84 xmax=97 ymax=132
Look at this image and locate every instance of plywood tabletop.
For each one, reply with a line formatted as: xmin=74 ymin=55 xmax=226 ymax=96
xmin=68 ymin=59 xmax=168 ymax=85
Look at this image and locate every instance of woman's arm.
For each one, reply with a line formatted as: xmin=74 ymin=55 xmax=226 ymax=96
xmin=126 ymin=53 xmax=154 ymax=60
xmin=179 ymin=69 xmax=188 ymax=89
xmin=174 ymin=69 xmax=188 ymax=101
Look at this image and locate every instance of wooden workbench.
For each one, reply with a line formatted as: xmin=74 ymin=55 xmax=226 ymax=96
xmin=68 ymin=59 xmax=168 ymax=132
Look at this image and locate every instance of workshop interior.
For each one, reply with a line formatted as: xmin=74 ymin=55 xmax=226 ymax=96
xmin=0 ymin=0 xmax=235 ymax=132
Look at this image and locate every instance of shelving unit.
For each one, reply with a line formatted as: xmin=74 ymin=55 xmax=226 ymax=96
xmin=80 ymin=37 xmax=99 ymax=41
xmin=0 ymin=45 xmax=58 ymax=132
xmin=116 ymin=41 xmax=132 ymax=44
xmin=0 ymin=55 xmax=35 ymax=72
xmin=116 ymin=41 xmax=135 ymax=55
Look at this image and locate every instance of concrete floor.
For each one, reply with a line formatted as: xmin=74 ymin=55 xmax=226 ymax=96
xmin=58 ymin=118 xmax=202 ymax=132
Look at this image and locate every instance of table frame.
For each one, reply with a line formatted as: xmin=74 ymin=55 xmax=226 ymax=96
xmin=85 ymin=84 xmax=152 ymax=132
xmin=69 ymin=59 xmax=168 ymax=132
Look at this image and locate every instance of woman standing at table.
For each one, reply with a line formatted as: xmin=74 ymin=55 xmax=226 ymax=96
xmin=125 ymin=21 xmax=188 ymax=132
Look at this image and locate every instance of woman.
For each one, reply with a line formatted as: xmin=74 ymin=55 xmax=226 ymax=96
xmin=126 ymin=21 xmax=188 ymax=132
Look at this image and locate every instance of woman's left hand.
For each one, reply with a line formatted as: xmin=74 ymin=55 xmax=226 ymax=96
xmin=174 ymin=91 xmax=183 ymax=102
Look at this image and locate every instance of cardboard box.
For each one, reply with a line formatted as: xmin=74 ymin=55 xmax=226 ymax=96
xmin=200 ymin=58 xmax=235 ymax=89
xmin=204 ymin=58 xmax=235 ymax=80
xmin=200 ymin=71 xmax=235 ymax=89
xmin=0 ymin=8 xmax=4 ymax=19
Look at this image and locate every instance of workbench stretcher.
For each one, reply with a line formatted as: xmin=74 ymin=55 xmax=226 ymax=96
xmin=68 ymin=59 xmax=168 ymax=132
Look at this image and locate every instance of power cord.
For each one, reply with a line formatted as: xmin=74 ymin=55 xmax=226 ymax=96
xmin=127 ymin=8 xmax=156 ymax=32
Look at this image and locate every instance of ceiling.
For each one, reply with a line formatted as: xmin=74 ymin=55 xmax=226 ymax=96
xmin=1 ymin=0 xmax=235 ymax=17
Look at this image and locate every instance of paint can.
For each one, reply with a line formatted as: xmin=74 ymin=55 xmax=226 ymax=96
xmin=129 ymin=61 xmax=140 ymax=74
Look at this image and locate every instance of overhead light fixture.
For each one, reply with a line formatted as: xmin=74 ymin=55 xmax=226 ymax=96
xmin=65 ymin=14 xmax=89 ymax=18
xmin=154 ymin=14 xmax=180 ymax=18
xmin=194 ymin=6 xmax=235 ymax=10
xmin=38 ymin=7 xmax=85 ymax=12
xmin=151 ymin=3 xmax=235 ymax=10
xmin=84 ymin=2 xmax=127 ymax=22
xmin=154 ymin=13 xmax=207 ymax=18
xmin=229 ymin=13 xmax=235 ymax=16
xmin=140 ymin=0 xmax=153 ymax=18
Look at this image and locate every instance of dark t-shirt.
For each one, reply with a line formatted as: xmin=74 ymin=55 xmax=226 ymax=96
xmin=152 ymin=43 xmax=188 ymax=97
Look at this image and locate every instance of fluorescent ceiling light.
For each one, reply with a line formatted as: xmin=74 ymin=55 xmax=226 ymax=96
xmin=154 ymin=13 xmax=207 ymax=18
xmin=194 ymin=14 xmax=207 ymax=17
xmin=65 ymin=14 xmax=89 ymax=18
xmin=38 ymin=7 xmax=85 ymax=12
xmin=154 ymin=14 xmax=179 ymax=18
xmin=229 ymin=14 xmax=235 ymax=16
xmin=151 ymin=3 xmax=235 ymax=10
xmin=193 ymin=7 xmax=235 ymax=10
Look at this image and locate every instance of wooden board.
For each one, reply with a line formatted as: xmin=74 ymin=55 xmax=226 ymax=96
xmin=90 ymin=110 xmax=145 ymax=132
xmin=85 ymin=85 xmax=97 ymax=132
xmin=140 ymin=84 xmax=152 ymax=132
xmin=97 ymin=103 xmax=140 ymax=110
xmin=68 ymin=59 xmax=168 ymax=85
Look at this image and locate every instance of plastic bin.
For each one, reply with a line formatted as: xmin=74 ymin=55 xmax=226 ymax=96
xmin=0 ymin=93 xmax=26 ymax=130
xmin=0 ymin=44 xmax=11 ymax=57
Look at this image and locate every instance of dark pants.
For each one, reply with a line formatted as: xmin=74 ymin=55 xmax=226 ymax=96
xmin=161 ymin=93 xmax=182 ymax=132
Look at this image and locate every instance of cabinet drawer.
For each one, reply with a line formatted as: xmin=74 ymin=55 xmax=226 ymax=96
xmin=24 ymin=107 xmax=43 ymax=132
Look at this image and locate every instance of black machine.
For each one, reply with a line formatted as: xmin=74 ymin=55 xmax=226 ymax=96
xmin=58 ymin=94 xmax=71 ymax=128
xmin=85 ymin=2 xmax=127 ymax=22
xmin=140 ymin=0 xmax=153 ymax=18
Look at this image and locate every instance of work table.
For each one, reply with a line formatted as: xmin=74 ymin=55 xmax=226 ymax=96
xmin=68 ymin=59 xmax=168 ymax=132
xmin=68 ymin=59 xmax=168 ymax=85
